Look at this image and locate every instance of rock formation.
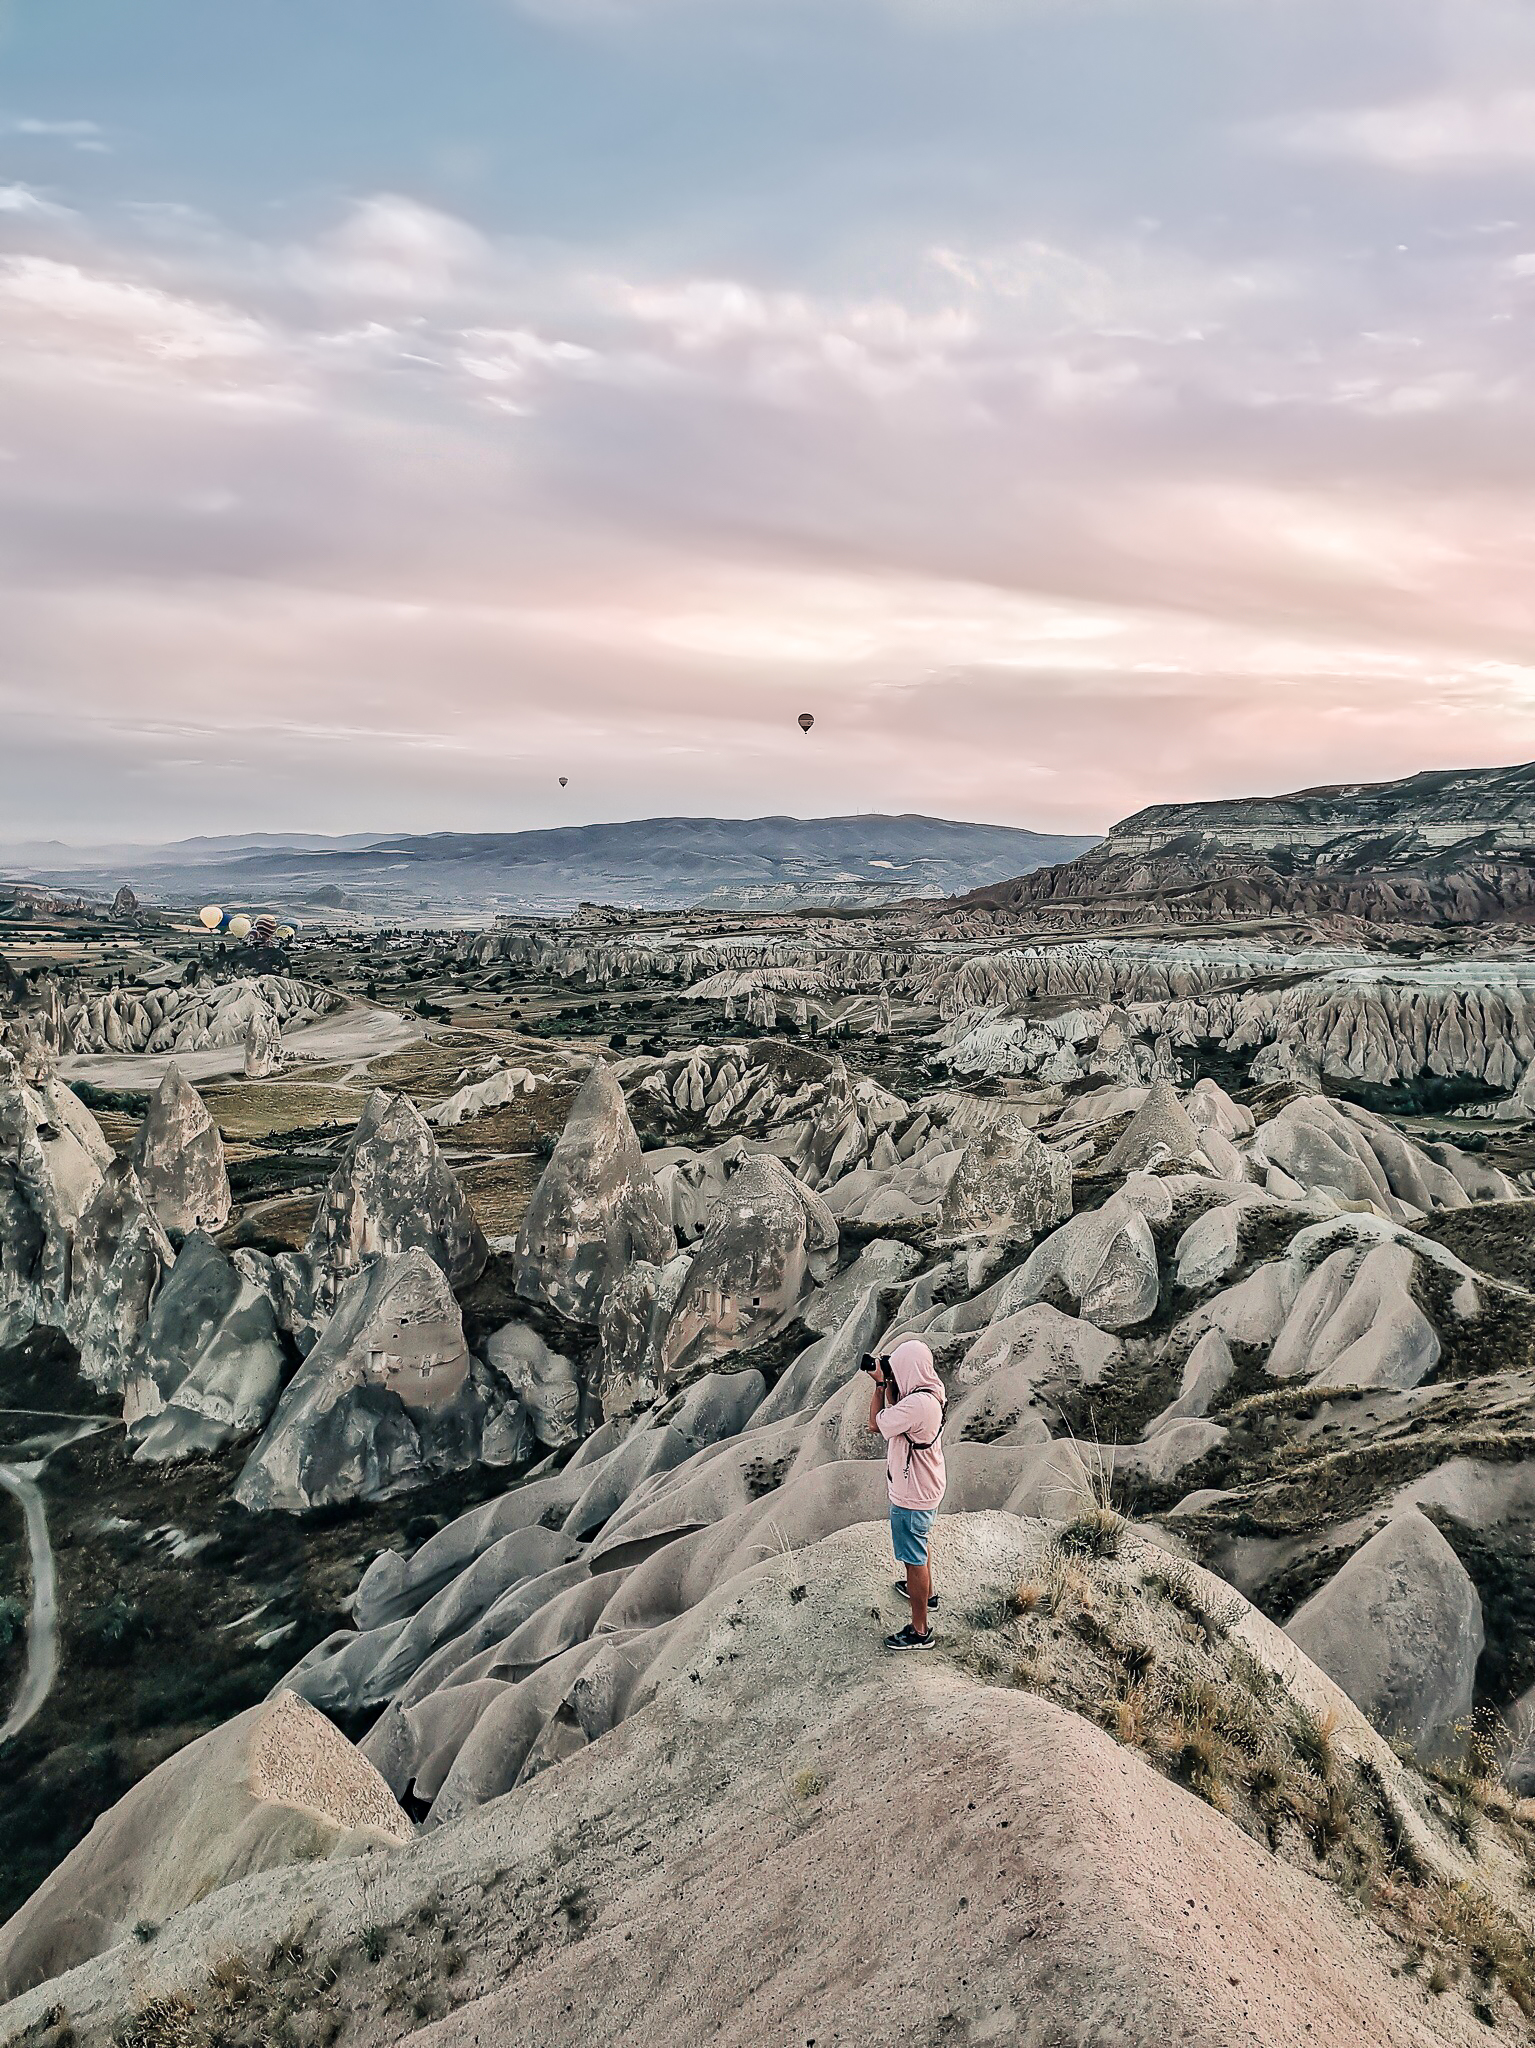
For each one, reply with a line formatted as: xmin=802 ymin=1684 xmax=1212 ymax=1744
xmin=65 ymin=1158 xmax=174 ymax=1390
xmin=129 ymin=1063 xmax=232 ymax=1235
xmin=20 ymin=801 xmax=1535 ymax=2042
xmin=953 ymin=760 xmax=1535 ymax=929
xmin=935 ymin=1112 xmax=1072 ymax=1243
xmin=235 ymin=1250 xmax=512 ymax=1514
xmin=123 ymin=1231 xmax=290 ymax=1460
xmin=242 ymin=1005 xmax=283 ymax=1078
xmin=0 ymin=1049 xmax=112 ymax=1340
xmin=0 ymin=1690 xmax=410 ymax=2001
xmin=513 ymin=1062 xmax=674 ymax=1322
xmin=427 ymin=1064 xmax=536 ymax=1126
xmin=64 ymin=974 xmax=341 ymax=1056
xmin=479 ymin=1321 xmax=579 ymax=1450
xmin=307 ymin=1089 xmax=487 ymax=1311
xmin=660 ymin=1154 xmax=837 ymax=1385
xmin=1285 ymin=1510 xmax=1485 ymax=1760
xmin=596 ymin=1253 xmax=693 ymax=1419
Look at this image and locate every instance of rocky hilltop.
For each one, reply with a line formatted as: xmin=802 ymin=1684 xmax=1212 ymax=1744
xmin=958 ymin=760 xmax=1535 ymax=930
xmin=1114 ymin=762 xmax=1535 ymax=858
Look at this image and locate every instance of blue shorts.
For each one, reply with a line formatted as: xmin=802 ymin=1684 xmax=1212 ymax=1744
xmin=890 ymin=1505 xmax=936 ymax=1569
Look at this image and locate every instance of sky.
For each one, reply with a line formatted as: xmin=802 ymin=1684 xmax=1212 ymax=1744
xmin=4 ymin=0 xmax=1535 ymax=842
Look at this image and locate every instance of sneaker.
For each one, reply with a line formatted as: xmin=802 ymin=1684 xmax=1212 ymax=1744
xmin=893 ymin=1580 xmax=939 ymax=1608
xmin=883 ymin=1623 xmax=936 ymax=1651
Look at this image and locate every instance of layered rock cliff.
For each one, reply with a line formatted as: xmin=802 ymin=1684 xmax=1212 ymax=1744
xmin=958 ymin=760 xmax=1535 ymax=929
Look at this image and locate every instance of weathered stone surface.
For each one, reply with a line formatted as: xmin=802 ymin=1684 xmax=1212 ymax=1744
xmin=428 ymin=1065 xmax=537 ymax=1127
xmin=1103 ymin=1079 xmax=1206 ymax=1177
xmin=124 ymin=1231 xmax=288 ymax=1459
xmin=481 ymin=1321 xmax=582 ymax=1449
xmin=1077 ymin=1212 xmax=1160 ymax=1331
xmin=243 ymin=1005 xmax=282 ymax=1078
xmin=65 ymin=1158 xmax=174 ymax=1390
xmin=308 ymin=1089 xmax=487 ymax=1311
xmin=946 ymin=1359 xmax=1053 ymax=1447
xmin=1250 ymin=1095 xmax=1510 ymax=1222
xmin=954 ymin=1301 xmax=1124 ymax=1398
xmin=64 ymin=973 xmax=341 ymax=1057
xmin=514 ymin=1062 xmax=674 ymax=1323
xmin=235 ymin=1250 xmax=508 ymax=1513
xmin=935 ymin=1114 xmax=1072 ymax=1244
xmin=1149 ymin=1329 xmax=1237 ymax=1429
xmin=1173 ymin=1203 xmax=1246 ymax=1291
xmin=1117 ymin=1418 xmax=1228 ymax=1486
xmin=651 ymin=1137 xmax=751 ymax=1245
xmin=1285 ymin=1510 xmax=1484 ymax=1759
xmin=0 ymin=1050 xmax=112 ymax=1339
xmin=801 ymin=1239 xmax=923 ymax=1338
xmin=661 ymin=1154 xmax=838 ymax=1385
xmin=0 ymin=1690 xmax=409 ymax=2000
xmin=996 ymin=1179 xmax=1168 ymax=1332
xmin=746 ymin=1286 xmax=893 ymax=1433
xmin=1266 ymin=1239 xmax=1441 ymax=1392
xmin=130 ymin=1062 xmax=231 ymax=1235
xmin=790 ymin=1058 xmax=869 ymax=1188
xmin=595 ymin=1253 xmax=692 ymax=1420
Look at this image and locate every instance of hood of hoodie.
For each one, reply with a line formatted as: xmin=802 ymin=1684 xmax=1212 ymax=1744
xmin=887 ymin=1338 xmax=945 ymax=1405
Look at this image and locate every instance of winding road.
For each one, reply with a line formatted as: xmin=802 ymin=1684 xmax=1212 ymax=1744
xmin=0 ymin=1460 xmax=57 ymax=1746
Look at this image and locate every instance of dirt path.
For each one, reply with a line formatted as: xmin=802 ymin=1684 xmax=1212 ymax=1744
xmin=0 ymin=1462 xmax=57 ymax=1747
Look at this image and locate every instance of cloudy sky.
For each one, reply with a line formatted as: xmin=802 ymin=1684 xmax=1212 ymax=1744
xmin=4 ymin=0 xmax=1535 ymax=842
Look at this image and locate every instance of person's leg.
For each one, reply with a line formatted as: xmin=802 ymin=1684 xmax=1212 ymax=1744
xmin=906 ymin=1559 xmax=930 ymax=1636
xmin=898 ymin=1548 xmax=936 ymax=1606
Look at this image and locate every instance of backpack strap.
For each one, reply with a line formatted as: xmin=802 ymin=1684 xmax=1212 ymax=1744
xmin=896 ymin=1391 xmax=945 ymax=1472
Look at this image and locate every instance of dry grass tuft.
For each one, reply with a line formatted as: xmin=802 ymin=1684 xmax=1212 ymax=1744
xmin=1058 ymin=1507 xmax=1124 ymax=1560
xmin=111 ymin=1997 xmax=198 ymax=2048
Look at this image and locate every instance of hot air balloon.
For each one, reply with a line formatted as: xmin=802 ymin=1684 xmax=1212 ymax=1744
xmin=798 ymin=713 xmax=814 ymax=734
xmin=227 ymin=914 xmax=252 ymax=941
xmin=275 ymin=926 xmax=296 ymax=943
xmin=559 ymin=776 xmax=568 ymax=788
xmin=199 ymin=904 xmax=223 ymax=931
xmin=253 ymin=914 xmax=278 ymax=944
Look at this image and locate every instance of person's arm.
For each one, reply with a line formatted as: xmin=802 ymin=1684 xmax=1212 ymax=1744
xmin=867 ymin=1363 xmax=896 ymax=1433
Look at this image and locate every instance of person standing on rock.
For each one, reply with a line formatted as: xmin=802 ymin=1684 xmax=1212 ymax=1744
xmin=867 ymin=1338 xmax=946 ymax=1651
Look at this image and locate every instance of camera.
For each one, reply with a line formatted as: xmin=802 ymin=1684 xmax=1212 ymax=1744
xmin=859 ymin=1353 xmax=886 ymax=1377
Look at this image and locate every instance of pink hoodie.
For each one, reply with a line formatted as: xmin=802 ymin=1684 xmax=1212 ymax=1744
xmin=875 ymin=1338 xmax=947 ymax=1511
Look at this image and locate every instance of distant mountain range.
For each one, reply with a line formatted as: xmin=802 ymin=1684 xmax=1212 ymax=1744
xmin=0 ymin=832 xmax=386 ymax=869
xmin=1 ymin=816 xmax=1099 ymax=919
xmin=956 ymin=761 xmax=1535 ymax=929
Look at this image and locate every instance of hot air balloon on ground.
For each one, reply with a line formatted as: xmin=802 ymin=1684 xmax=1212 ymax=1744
xmin=253 ymin=914 xmax=278 ymax=944
xmin=798 ymin=713 xmax=815 ymax=733
xmin=227 ymin=914 xmax=253 ymax=941
xmin=199 ymin=905 xmax=223 ymax=930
